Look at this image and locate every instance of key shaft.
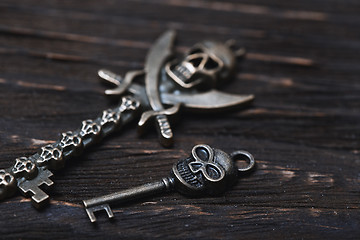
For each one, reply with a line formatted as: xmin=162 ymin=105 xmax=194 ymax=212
xmin=83 ymin=177 xmax=175 ymax=222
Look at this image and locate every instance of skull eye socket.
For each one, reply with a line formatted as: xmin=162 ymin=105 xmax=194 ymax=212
xmin=204 ymin=57 xmax=220 ymax=70
xmin=206 ymin=164 xmax=222 ymax=180
xmin=53 ymin=149 xmax=61 ymax=159
xmin=73 ymin=137 xmax=80 ymax=145
xmin=189 ymin=57 xmax=203 ymax=68
xmin=92 ymin=125 xmax=99 ymax=133
xmin=26 ymin=162 xmax=33 ymax=170
xmin=4 ymin=175 xmax=12 ymax=183
xmin=195 ymin=146 xmax=209 ymax=161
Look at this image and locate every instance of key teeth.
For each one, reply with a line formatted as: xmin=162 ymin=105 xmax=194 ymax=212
xmin=104 ymin=204 xmax=114 ymax=219
xmin=18 ymin=169 xmax=54 ymax=209
xmin=31 ymin=190 xmax=50 ymax=209
xmin=85 ymin=208 xmax=97 ymax=223
xmin=84 ymin=203 xmax=114 ymax=223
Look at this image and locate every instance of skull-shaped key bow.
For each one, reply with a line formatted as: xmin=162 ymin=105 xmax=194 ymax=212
xmin=172 ymin=144 xmax=234 ymax=196
xmin=83 ymin=144 xmax=255 ymax=222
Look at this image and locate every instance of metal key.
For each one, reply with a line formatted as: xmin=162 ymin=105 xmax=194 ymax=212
xmin=1 ymin=30 xmax=254 ymax=208
xmin=83 ymin=144 xmax=255 ymax=222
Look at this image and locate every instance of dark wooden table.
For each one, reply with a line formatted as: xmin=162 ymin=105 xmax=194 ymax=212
xmin=0 ymin=0 xmax=359 ymax=239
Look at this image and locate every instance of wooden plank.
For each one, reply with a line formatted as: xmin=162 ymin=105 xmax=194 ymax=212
xmin=0 ymin=0 xmax=359 ymax=239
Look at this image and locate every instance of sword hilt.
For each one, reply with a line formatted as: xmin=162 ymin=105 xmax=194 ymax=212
xmin=138 ymin=103 xmax=181 ymax=147
xmin=155 ymin=114 xmax=173 ymax=147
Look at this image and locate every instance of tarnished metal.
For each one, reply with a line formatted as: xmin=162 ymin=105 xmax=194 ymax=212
xmin=0 ymin=30 xmax=254 ymax=208
xmin=141 ymin=30 xmax=178 ymax=147
xmin=101 ymin=30 xmax=254 ymax=141
xmin=83 ymin=144 xmax=255 ymax=222
xmin=0 ymin=96 xmax=140 ymax=208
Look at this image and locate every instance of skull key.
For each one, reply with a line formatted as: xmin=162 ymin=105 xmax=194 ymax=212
xmin=83 ymin=144 xmax=255 ymax=222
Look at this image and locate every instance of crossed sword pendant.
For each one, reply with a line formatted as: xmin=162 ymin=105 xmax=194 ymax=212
xmin=0 ymin=31 xmax=254 ymax=208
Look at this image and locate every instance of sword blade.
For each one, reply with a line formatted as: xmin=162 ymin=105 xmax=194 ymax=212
xmin=145 ymin=30 xmax=176 ymax=110
xmin=161 ymin=91 xmax=254 ymax=112
xmin=143 ymin=30 xmax=177 ymax=146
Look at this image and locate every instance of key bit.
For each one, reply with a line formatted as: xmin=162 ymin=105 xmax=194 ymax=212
xmin=83 ymin=144 xmax=255 ymax=222
xmin=18 ymin=169 xmax=54 ymax=209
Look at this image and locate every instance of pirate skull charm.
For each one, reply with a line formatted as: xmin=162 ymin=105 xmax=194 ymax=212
xmin=0 ymin=169 xmax=17 ymax=200
xmin=165 ymin=40 xmax=237 ymax=90
xmin=37 ymin=145 xmax=64 ymax=170
xmin=59 ymin=131 xmax=83 ymax=157
xmin=12 ymin=157 xmax=38 ymax=180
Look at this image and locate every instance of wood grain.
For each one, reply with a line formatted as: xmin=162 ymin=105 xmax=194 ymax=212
xmin=0 ymin=0 xmax=359 ymax=239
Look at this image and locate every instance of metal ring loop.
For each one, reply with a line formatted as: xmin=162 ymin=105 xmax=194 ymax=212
xmin=230 ymin=150 xmax=255 ymax=172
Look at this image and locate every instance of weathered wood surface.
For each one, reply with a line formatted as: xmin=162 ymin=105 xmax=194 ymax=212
xmin=0 ymin=0 xmax=359 ymax=239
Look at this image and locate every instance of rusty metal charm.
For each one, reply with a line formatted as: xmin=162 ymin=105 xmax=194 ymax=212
xmin=83 ymin=144 xmax=255 ymax=222
xmin=0 ymin=30 xmax=254 ymax=208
